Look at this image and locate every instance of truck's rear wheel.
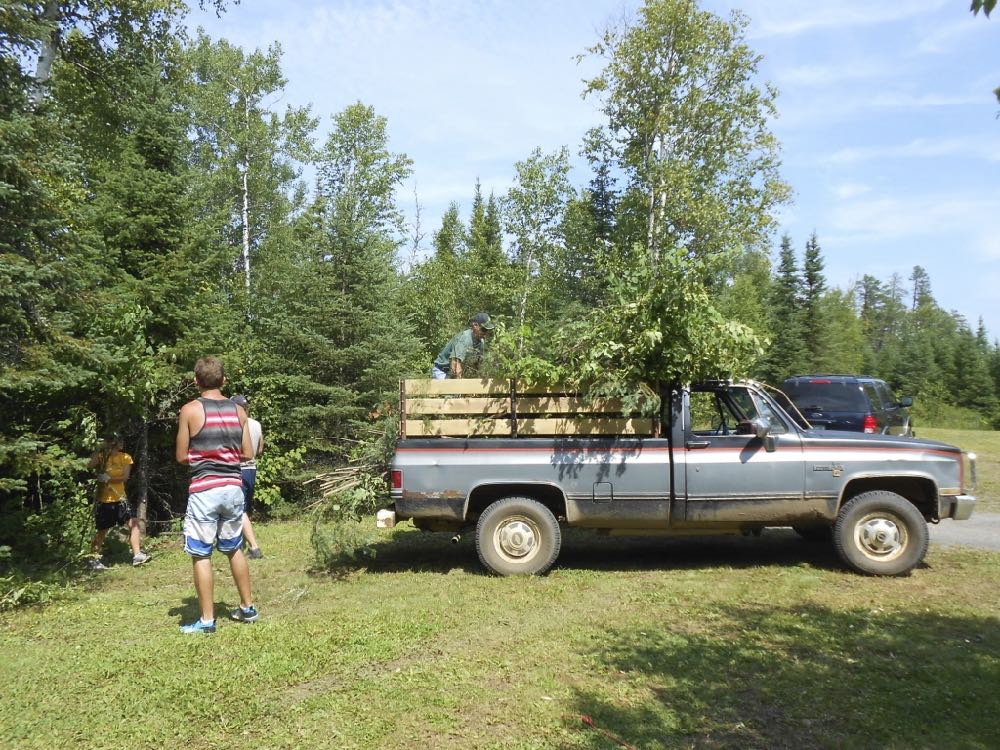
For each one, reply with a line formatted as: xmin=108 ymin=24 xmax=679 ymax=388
xmin=833 ymin=490 xmax=928 ymax=576
xmin=475 ymin=496 xmax=561 ymax=576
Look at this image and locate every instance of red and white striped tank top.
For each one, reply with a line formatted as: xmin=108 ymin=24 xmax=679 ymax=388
xmin=187 ymin=398 xmax=243 ymax=494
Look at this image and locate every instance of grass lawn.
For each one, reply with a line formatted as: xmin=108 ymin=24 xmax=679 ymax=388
xmin=2 ymin=519 xmax=999 ymax=750
xmin=921 ymin=427 xmax=999 ymax=513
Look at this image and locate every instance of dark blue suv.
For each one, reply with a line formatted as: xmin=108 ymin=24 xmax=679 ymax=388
xmin=780 ymin=375 xmax=913 ymax=436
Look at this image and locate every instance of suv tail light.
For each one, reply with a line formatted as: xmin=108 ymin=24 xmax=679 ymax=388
xmin=863 ymin=415 xmax=877 ymax=433
xmin=391 ymin=470 xmax=402 ymax=489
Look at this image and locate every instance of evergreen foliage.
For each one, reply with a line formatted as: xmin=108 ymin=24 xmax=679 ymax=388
xmin=0 ymin=0 xmax=997 ymax=590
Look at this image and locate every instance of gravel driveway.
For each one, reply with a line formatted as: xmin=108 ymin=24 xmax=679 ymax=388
xmin=929 ymin=512 xmax=1000 ymax=552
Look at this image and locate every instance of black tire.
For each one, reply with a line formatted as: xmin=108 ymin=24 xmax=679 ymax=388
xmin=833 ymin=490 xmax=928 ymax=576
xmin=475 ymin=496 xmax=561 ymax=576
xmin=792 ymin=524 xmax=832 ymax=542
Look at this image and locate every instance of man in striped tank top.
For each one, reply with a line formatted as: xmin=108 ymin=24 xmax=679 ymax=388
xmin=175 ymin=356 xmax=258 ymax=633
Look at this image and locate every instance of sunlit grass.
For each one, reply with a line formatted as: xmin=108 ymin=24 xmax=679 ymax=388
xmin=1 ymin=520 xmax=998 ymax=749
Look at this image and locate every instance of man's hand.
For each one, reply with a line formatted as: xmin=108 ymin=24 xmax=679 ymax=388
xmin=96 ymin=473 xmax=110 ymax=482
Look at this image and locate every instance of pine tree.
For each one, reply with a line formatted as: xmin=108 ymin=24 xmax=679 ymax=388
xmin=953 ymin=324 xmax=997 ymax=414
xmin=801 ymin=232 xmax=827 ymax=364
xmin=253 ymin=102 xmax=421 ymax=456
xmin=813 ymin=289 xmax=864 ymax=374
xmin=759 ymin=235 xmax=807 ymax=382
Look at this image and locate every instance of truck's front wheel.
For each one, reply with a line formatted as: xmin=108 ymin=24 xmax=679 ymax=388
xmin=476 ymin=496 xmax=561 ymax=576
xmin=833 ymin=490 xmax=928 ymax=576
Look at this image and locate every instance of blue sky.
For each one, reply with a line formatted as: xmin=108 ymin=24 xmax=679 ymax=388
xmin=186 ymin=0 xmax=1000 ymax=338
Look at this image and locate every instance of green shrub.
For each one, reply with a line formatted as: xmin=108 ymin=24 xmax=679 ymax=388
xmin=309 ymin=418 xmax=395 ymax=571
xmin=912 ymin=384 xmax=993 ymax=431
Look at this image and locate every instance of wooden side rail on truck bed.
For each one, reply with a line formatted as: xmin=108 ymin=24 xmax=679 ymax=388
xmin=399 ymin=378 xmax=659 ymax=438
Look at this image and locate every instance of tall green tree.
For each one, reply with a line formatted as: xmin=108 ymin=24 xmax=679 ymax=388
xmin=759 ymin=234 xmax=807 ymax=382
xmin=187 ymin=33 xmax=316 ymax=305
xmin=531 ymin=0 xmax=787 ymax=395
xmin=466 ymin=183 xmax=517 ymax=323
xmin=581 ymin=0 xmax=789 ymax=266
xmin=801 ymin=232 xmax=827 ymax=363
xmin=813 ymin=289 xmax=865 ymax=374
xmin=502 ymin=147 xmax=574 ymax=351
xmin=252 ymin=102 xmax=421 ymax=457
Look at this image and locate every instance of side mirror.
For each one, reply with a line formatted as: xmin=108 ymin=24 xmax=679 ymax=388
xmin=751 ymin=417 xmax=777 ymax=453
xmin=751 ymin=417 xmax=771 ymax=439
xmin=899 ymin=396 xmax=913 ymax=407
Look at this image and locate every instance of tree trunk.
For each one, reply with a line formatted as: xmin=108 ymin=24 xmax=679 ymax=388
xmin=241 ymin=160 xmax=251 ymax=294
xmin=517 ymin=248 xmax=535 ymax=355
xmin=134 ymin=421 xmax=149 ymax=534
xmin=30 ymin=0 xmax=62 ymax=109
xmin=240 ymin=97 xmax=252 ymax=297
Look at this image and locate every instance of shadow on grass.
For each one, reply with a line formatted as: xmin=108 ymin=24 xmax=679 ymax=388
xmin=166 ymin=595 xmax=240 ymax=624
xmin=351 ymin=527 xmax=845 ymax=577
xmin=565 ymin=603 xmax=1000 ymax=750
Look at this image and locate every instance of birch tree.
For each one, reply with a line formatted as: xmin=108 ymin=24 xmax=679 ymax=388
xmin=187 ymin=34 xmax=316 ymax=304
xmin=502 ymin=147 xmax=573 ymax=352
xmin=581 ymin=0 xmax=788 ymax=267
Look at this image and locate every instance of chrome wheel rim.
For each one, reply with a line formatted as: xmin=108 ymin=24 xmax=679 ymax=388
xmin=494 ymin=515 xmax=539 ymax=563
xmin=855 ymin=512 xmax=907 ymax=562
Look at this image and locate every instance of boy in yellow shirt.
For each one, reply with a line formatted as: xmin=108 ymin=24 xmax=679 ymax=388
xmin=87 ymin=434 xmax=150 ymax=569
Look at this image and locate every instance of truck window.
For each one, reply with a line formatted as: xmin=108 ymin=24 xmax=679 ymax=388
xmin=689 ymin=391 xmax=742 ymax=435
xmin=728 ymin=386 xmax=787 ymax=435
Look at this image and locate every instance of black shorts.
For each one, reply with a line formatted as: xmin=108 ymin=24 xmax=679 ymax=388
xmin=94 ymin=502 xmax=134 ymax=531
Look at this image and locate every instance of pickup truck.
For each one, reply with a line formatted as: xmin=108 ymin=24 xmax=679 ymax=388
xmin=383 ymin=378 xmax=976 ymax=577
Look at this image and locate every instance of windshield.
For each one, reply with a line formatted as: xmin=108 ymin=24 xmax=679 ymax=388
xmin=783 ymin=381 xmax=867 ymax=411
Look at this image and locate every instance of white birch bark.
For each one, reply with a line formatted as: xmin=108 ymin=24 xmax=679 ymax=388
xmin=29 ymin=0 xmax=62 ymax=109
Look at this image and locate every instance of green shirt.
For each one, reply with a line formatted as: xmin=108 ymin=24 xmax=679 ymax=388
xmin=434 ymin=329 xmax=484 ymax=372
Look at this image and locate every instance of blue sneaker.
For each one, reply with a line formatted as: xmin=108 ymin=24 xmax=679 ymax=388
xmin=180 ymin=618 xmax=216 ymax=634
xmin=230 ymin=605 xmax=259 ymax=623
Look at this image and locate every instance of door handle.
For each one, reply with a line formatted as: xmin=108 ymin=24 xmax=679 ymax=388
xmin=686 ymin=440 xmax=710 ymax=449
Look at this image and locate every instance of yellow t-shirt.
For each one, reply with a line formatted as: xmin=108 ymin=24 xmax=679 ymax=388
xmin=96 ymin=451 xmax=133 ymax=503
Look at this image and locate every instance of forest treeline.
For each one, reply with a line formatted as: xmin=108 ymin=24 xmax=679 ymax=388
xmin=2 ymin=0 xmax=998 ymax=575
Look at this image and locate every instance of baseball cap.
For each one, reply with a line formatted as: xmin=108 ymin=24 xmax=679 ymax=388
xmin=230 ymin=394 xmax=248 ymax=407
xmin=471 ymin=312 xmax=495 ymax=330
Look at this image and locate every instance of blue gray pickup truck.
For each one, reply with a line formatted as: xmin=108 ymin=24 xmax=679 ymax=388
xmin=384 ymin=379 xmax=976 ymax=577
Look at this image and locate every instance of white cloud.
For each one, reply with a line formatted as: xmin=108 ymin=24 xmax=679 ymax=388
xmin=827 ymin=193 xmax=1000 ymax=245
xmin=832 ymin=182 xmax=871 ymax=200
xmin=740 ymin=0 xmax=948 ymax=38
xmin=775 ymin=61 xmax=884 ymax=88
xmin=825 ymin=137 xmax=1000 ymax=164
xmin=978 ymin=232 xmax=1000 ymax=262
xmin=917 ymin=16 xmax=991 ymax=54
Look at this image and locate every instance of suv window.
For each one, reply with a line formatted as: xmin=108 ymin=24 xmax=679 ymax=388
xmin=875 ymin=381 xmax=896 ymax=407
xmin=781 ymin=380 xmax=867 ymax=411
xmin=861 ymin=383 xmax=882 ymax=410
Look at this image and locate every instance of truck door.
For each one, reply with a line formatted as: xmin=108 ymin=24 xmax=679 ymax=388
xmin=682 ymin=385 xmax=806 ymax=523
